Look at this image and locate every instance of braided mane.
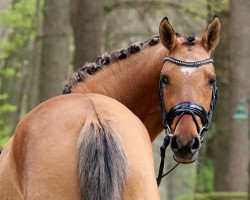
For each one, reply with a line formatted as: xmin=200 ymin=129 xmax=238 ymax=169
xmin=62 ymin=35 xmax=162 ymax=94
xmin=63 ymin=33 xmax=184 ymax=94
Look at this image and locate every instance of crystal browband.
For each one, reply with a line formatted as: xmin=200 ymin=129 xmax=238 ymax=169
xmin=164 ymin=56 xmax=214 ymax=67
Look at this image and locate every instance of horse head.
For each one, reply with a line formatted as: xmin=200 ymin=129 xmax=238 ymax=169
xmin=159 ymin=16 xmax=221 ymax=163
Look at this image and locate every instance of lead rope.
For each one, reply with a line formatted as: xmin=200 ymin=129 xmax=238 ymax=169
xmin=156 ymin=134 xmax=179 ymax=186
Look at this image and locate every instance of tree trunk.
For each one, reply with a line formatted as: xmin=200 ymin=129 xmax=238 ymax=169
xmin=39 ymin=0 xmax=70 ymax=102
xmin=213 ymin=10 xmax=231 ymax=191
xmin=26 ymin=0 xmax=42 ymax=111
xmin=227 ymin=0 xmax=250 ymax=192
xmin=70 ymin=0 xmax=103 ymax=70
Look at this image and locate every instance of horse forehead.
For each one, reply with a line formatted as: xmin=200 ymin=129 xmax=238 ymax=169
xmin=180 ymin=66 xmax=197 ymax=76
xmin=168 ymin=65 xmax=206 ymax=85
xmin=169 ymin=49 xmax=211 ymax=77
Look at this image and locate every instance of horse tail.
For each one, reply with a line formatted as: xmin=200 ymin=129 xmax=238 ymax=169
xmin=77 ymin=119 xmax=128 ymax=200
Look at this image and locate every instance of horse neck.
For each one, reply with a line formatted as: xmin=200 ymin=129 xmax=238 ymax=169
xmin=73 ymin=44 xmax=168 ymax=140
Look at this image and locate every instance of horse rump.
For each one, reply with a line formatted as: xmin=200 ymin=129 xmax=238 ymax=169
xmin=77 ymin=119 xmax=128 ymax=200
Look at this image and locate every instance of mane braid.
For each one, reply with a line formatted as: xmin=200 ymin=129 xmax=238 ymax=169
xmin=62 ymin=35 xmax=160 ymax=94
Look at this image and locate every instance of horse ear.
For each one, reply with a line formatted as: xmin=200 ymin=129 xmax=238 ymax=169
xmin=159 ymin=17 xmax=177 ymax=51
xmin=201 ymin=15 xmax=221 ymax=51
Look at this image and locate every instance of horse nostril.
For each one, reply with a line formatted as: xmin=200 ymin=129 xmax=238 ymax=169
xmin=190 ymin=137 xmax=200 ymax=153
xmin=170 ymin=136 xmax=182 ymax=153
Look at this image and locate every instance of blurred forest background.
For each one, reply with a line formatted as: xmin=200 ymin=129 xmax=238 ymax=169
xmin=0 ymin=0 xmax=250 ymax=199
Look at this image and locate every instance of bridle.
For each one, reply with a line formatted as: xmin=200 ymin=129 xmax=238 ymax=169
xmin=160 ymin=56 xmax=217 ymax=140
xmin=156 ymin=56 xmax=218 ymax=186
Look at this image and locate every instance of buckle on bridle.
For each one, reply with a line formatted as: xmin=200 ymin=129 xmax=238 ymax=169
xmin=198 ymin=127 xmax=207 ymax=142
xmin=164 ymin=124 xmax=173 ymax=137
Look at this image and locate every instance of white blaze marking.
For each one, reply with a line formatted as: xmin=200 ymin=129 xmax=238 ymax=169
xmin=180 ymin=59 xmax=197 ymax=76
xmin=180 ymin=67 xmax=196 ymax=76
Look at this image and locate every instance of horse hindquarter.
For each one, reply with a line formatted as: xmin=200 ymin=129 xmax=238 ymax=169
xmin=0 ymin=138 xmax=24 ymax=200
xmin=0 ymin=94 xmax=160 ymax=200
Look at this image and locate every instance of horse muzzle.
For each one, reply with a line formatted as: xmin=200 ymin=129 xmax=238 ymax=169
xmin=170 ymin=135 xmax=200 ymax=163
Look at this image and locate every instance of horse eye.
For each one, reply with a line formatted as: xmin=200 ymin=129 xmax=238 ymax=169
xmin=208 ymin=78 xmax=216 ymax=86
xmin=161 ymin=75 xmax=169 ymax=85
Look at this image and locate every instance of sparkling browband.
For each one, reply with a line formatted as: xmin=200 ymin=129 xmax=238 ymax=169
xmin=164 ymin=56 xmax=214 ymax=67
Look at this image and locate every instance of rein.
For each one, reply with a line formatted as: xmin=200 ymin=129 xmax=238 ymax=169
xmin=156 ymin=56 xmax=218 ymax=186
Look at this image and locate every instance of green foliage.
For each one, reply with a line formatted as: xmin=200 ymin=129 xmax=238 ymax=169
xmin=195 ymin=192 xmax=248 ymax=200
xmin=196 ymin=160 xmax=214 ymax=192
xmin=0 ymin=68 xmax=18 ymax=77
xmin=0 ymin=93 xmax=16 ymax=150
xmin=0 ymin=0 xmax=36 ymax=150
xmin=0 ymin=0 xmax=35 ymax=29
xmin=0 ymin=0 xmax=36 ymax=59
xmin=213 ymin=0 xmax=229 ymax=13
